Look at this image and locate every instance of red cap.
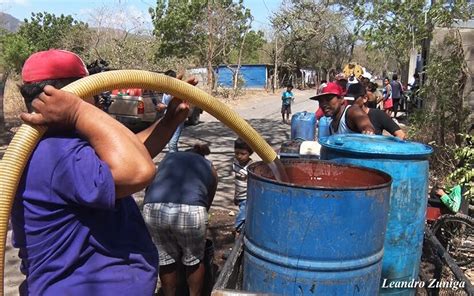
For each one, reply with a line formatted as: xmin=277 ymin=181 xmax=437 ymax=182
xmin=22 ymin=49 xmax=89 ymax=83
xmin=309 ymin=82 xmax=344 ymax=101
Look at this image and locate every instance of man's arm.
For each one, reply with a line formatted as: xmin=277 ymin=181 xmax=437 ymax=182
xmin=21 ymin=86 xmax=156 ymax=198
xmin=376 ymin=109 xmax=405 ymax=139
xmin=136 ymin=76 xmax=198 ymax=158
xmin=347 ymin=106 xmax=375 ymax=134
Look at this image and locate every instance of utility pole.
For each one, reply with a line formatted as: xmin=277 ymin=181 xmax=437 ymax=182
xmin=273 ymin=34 xmax=278 ymax=94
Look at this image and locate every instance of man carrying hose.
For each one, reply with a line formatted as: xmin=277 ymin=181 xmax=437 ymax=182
xmin=11 ymin=49 xmax=196 ymax=295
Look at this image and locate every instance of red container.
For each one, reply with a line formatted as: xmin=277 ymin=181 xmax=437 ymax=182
xmin=426 ymin=206 xmax=442 ymax=222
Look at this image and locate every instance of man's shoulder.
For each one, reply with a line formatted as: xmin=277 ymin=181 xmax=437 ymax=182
xmin=34 ymin=135 xmax=92 ymax=164
xmin=347 ymin=104 xmax=363 ymax=114
xmin=347 ymin=105 xmax=368 ymax=122
xmin=38 ymin=135 xmax=86 ymax=151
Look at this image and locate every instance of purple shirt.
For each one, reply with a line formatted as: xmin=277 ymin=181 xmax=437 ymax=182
xmin=11 ymin=133 xmax=158 ymax=295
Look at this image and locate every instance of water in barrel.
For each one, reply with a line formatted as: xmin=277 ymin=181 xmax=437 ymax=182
xmin=243 ymin=159 xmax=392 ymax=295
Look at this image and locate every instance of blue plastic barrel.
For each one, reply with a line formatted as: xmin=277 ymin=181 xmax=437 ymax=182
xmin=318 ymin=116 xmax=332 ymax=140
xmin=291 ymin=111 xmax=316 ymax=141
xmin=320 ymin=135 xmax=433 ymax=296
xmin=243 ymin=159 xmax=392 ymax=295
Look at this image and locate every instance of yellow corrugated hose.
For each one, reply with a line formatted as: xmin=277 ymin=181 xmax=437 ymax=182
xmin=0 ymin=70 xmax=277 ymax=294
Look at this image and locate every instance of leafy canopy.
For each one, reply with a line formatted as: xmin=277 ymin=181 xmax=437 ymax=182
xmin=150 ymin=0 xmax=265 ymax=65
xmin=0 ymin=12 xmax=89 ymax=73
xmin=150 ymin=0 xmax=206 ymax=59
xmin=357 ymin=0 xmax=471 ymax=66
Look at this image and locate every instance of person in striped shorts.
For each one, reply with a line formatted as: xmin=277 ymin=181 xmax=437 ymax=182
xmin=143 ymin=144 xmax=218 ymax=296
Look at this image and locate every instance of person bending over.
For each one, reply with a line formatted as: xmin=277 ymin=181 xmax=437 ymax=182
xmin=143 ymin=144 xmax=218 ymax=296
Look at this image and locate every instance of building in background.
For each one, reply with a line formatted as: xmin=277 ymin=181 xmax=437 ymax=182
xmin=215 ymin=64 xmax=270 ymax=89
xmin=213 ymin=64 xmax=316 ymax=90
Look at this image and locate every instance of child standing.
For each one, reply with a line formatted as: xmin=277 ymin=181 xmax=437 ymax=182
xmin=383 ymin=77 xmax=393 ymax=117
xmin=281 ymin=84 xmax=295 ymax=124
xmin=233 ymin=138 xmax=254 ymax=233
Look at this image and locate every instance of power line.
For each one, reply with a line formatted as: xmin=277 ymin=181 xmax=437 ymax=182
xmin=262 ymin=0 xmax=271 ymax=14
xmin=255 ymin=0 xmax=273 ymax=27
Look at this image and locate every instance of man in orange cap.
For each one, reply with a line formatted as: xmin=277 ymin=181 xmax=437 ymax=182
xmin=12 ymin=49 xmax=196 ymax=295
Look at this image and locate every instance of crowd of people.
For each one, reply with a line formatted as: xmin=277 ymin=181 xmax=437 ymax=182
xmin=11 ymin=48 xmax=420 ymax=295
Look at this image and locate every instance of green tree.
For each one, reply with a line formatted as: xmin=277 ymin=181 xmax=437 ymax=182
xmin=204 ymin=0 xmax=253 ymax=88
xmin=0 ymin=33 xmax=32 ymax=73
xmin=18 ymin=12 xmax=88 ymax=52
xmin=0 ymin=12 xmax=89 ymax=73
xmin=355 ymin=1 xmax=470 ymax=76
xmin=417 ymin=33 xmax=470 ymax=146
xmin=271 ymin=0 xmax=352 ymax=77
xmin=235 ymin=30 xmax=266 ymax=64
xmin=150 ymin=0 xmax=206 ymax=59
xmin=222 ymin=29 xmax=266 ymax=65
xmin=150 ymin=0 xmax=264 ymax=88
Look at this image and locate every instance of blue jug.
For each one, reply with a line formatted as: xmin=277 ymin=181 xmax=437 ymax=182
xmin=318 ymin=116 xmax=331 ymax=140
xmin=290 ymin=111 xmax=316 ymax=141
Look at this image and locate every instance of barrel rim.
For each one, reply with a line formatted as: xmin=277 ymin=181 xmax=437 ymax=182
xmin=320 ymin=134 xmax=433 ymax=159
xmin=249 ymin=159 xmax=392 ymax=191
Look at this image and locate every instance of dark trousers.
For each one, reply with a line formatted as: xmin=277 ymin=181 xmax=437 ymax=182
xmin=392 ymin=98 xmax=401 ymax=117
